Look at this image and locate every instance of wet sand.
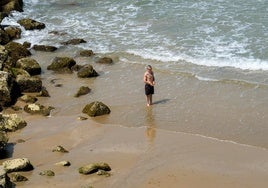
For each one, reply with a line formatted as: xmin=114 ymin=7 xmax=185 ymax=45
xmin=1 ymin=50 xmax=268 ymax=187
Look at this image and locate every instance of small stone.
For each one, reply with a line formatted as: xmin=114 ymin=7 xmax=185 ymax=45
xmin=39 ymin=170 xmax=55 ymax=176
xmin=52 ymin=145 xmax=69 ymax=153
xmin=55 ymin=161 xmax=71 ymax=167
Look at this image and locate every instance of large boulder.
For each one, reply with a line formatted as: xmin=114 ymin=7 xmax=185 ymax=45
xmin=4 ymin=42 xmax=31 ymax=67
xmin=0 ymin=0 xmax=23 ymax=13
xmin=0 ymin=71 xmax=19 ymax=109
xmin=16 ymin=57 xmax=41 ymax=75
xmin=0 ymin=113 xmax=27 ymax=132
xmin=47 ymin=57 xmax=76 ymax=72
xmin=77 ymin=64 xmax=98 ymax=78
xmin=17 ymin=18 xmax=45 ymax=30
xmin=0 ymin=131 xmax=8 ymax=150
xmin=2 ymin=158 xmax=34 ymax=173
xmin=82 ymin=101 xmax=111 ymax=117
xmin=0 ymin=166 xmax=12 ymax=188
xmin=4 ymin=26 xmax=21 ymax=40
xmin=16 ymin=74 xmax=42 ymax=92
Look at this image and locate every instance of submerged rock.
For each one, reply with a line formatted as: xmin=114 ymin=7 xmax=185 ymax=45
xmin=2 ymin=158 xmax=34 ymax=173
xmin=82 ymin=101 xmax=111 ymax=117
xmin=95 ymin=57 xmax=113 ymax=64
xmin=60 ymin=38 xmax=86 ymax=45
xmin=78 ymin=162 xmax=111 ymax=175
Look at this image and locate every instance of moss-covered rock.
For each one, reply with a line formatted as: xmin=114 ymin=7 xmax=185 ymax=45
xmin=47 ymin=57 xmax=76 ymax=72
xmin=16 ymin=57 xmax=41 ymax=75
xmin=17 ymin=18 xmax=45 ymax=30
xmin=82 ymin=101 xmax=111 ymax=117
xmin=74 ymin=86 xmax=91 ymax=97
xmin=80 ymin=50 xmax=94 ymax=57
xmin=77 ymin=64 xmax=98 ymax=78
xmin=32 ymin=44 xmax=57 ymax=52
xmin=0 ymin=29 xmax=10 ymax=45
xmin=0 ymin=131 xmax=8 ymax=150
xmin=78 ymin=163 xmax=111 ymax=175
xmin=24 ymin=103 xmax=54 ymax=116
xmin=3 ymin=158 xmax=34 ymax=173
xmin=16 ymin=74 xmax=42 ymax=93
xmin=4 ymin=26 xmax=21 ymax=40
xmin=95 ymin=57 xmax=113 ymax=64
xmin=39 ymin=170 xmax=55 ymax=176
xmin=0 ymin=113 xmax=27 ymax=132
xmin=0 ymin=0 xmax=23 ymax=14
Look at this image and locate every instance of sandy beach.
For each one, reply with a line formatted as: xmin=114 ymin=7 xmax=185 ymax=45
xmin=1 ymin=49 xmax=268 ymax=187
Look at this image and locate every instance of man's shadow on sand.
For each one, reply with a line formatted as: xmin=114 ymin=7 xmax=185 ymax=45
xmin=153 ymin=99 xmax=170 ymax=105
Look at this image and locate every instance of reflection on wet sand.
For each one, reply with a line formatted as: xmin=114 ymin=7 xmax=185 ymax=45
xmin=145 ymin=107 xmax=156 ymax=145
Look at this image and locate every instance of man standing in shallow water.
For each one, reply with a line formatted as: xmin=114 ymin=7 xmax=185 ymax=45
xmin=144 ymin=65 xmax=155 ymax=106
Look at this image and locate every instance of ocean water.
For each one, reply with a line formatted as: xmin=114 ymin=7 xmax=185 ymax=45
xmin=3 ymin=0 xmax=268 ymax=149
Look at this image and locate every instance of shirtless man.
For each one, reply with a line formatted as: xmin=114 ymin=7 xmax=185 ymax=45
xmin=144 ymin=65 xmax=155 ymax=106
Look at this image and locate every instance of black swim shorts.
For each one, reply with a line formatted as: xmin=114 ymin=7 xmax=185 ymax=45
xmin=145 ymin=84 xmax=154 ymax=95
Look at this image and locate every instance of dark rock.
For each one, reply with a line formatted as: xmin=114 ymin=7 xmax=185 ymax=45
xmin=32 ymin=44 xmax=57 ymax=52
xmin=74 ymin=86 xmax=91 ymax=97
xmin=10 ymin=173 xmax=28 ymax=182
xmin=0 ymin=0 xmax=23 ymax=13
xmin=47 ymin=57 xmax=76 ymax=72
xmin=77 ymin=64 xmax=98 ymax=78
xmin=80 ymin=50 xmax=94 ymax=57
xmin=0 ymin=46 xmax=8 ymax=70
xmin=0 ymin=131 xmax=8 ymax=150
xmin=82 ymin=101 xmax=111 ymax=117
xmin=37 ymin=86 xmax=50 ymax=97
xmin=78 ymin=163 xmax=111 ymax=175
xmin=4 ymin=26 xmax=21 ymax=40
xmin=16 ymin=57 xmax=41 ymax=75
xmin=17 ymin=18 xmax=45 ymax=30
xmin=0 ymin=29 xmax=10 ymax=45
xmin=16 ymin=75 xmax=42 ymax=93
xmin=22 ymin=41 xmax=31 ymax=48
xmin=96 ymin=57 xmax=113 ymax=64
xmin=61 ymin=38 xmax=86 ymax=45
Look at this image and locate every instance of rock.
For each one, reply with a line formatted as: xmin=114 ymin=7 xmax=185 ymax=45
xmin=77 ymin=116 xmax=88 ymax=121
xmin=10 ymin=173 xmax=28 ymax=182
xmin=22 ymin=41 xmax=31 ymax=48
xmin=55 ymin=161 xmax=71 ymax=167
xmin=4 ymin=26 xmax=21 ymax=40
xmin=96 ymin=169 xmax=111 ymax=177
xmin=80 ymin=50 xmax=94 ymax=57
xmin=0 ymin=165 xmax=12 ymax=188
xmin=78 ymin=163 xmax=111 ymax=175
xmin=0 ymin=0 xmax=23 ymax=14
xmin=16 ymin=57 xmax=41 ymax=75
xmin=4 ymin=42 xmax=31 ymax=67
xmin=0 ymin=29 xmax=10 ymax=45
xmin=0 ymin=131 xmax=8 ymax=150
xmin=39 ymin=170 xmax=55 ymax=176
xmin=47 ymin=57 xmax=76 ymax=72
xmin=74 ymin=86 xmax=91 ymax=97
xmin=95 ymin=57 xmax=113 ymax=64
xmin=0 ymin=45 xmax=8 ymax=70
xmin=52 ymin=145 xmax=69 ymax=153
xmin=32 ymin=44 xmax=57 ymax=52
xmin=0 ymin=71 xmax=19 ymax=109
xmin=60 ymin=38 xmax=86 ymax=45
xmin=24 ymin=103 xmax=54 ymax=116
xmin=82 ymin=101 xmax=111 ymax=117
xmin=2 ymin=158 xmax=34 ymax=173
xmin=0 ymin=113 xmax=27 ymax=132
xmin=36 ymin=86 xmax=50 ymax=97
xmin=17 ymin=18 xmax=45 ymax=30
xmin=16 ymin=74 xmax=42 ymax=92
xmin=77 ymin=64 xmax=98 ymax=78
xmin=19 ymin=94 xmax=37 ymax=103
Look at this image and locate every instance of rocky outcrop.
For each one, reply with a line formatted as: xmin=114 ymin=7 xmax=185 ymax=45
xmin=0 ymin=0 xmax=23 ymax=14
xmin=78 ymin=162 xmax=111 ymax=175
xmin=0 ymin=113 xmax=27 ymax=132
xmin=2 ymin=158 xmax=34 ymax=173
xmin=82 ymin=101 xmax=111 ymax=117
xmin=74 ymin=86 xmax=91 ymax=97
xmin=16 ymin=57 xmax=41 ymax=75
xmin=0 ymin=165 xmax=12 ymax=188
xmin=32 ymin=44 xmax=57 ymax=52
xmin=17 ymin=18 xmax=45 ymax=30
xmin=0 ymin=131 xmax=8 ymax=150
xmin=47 ymin=57 xmax=76 ymax=72
xmin=77 ymin=64 xmax=98 ymax=78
